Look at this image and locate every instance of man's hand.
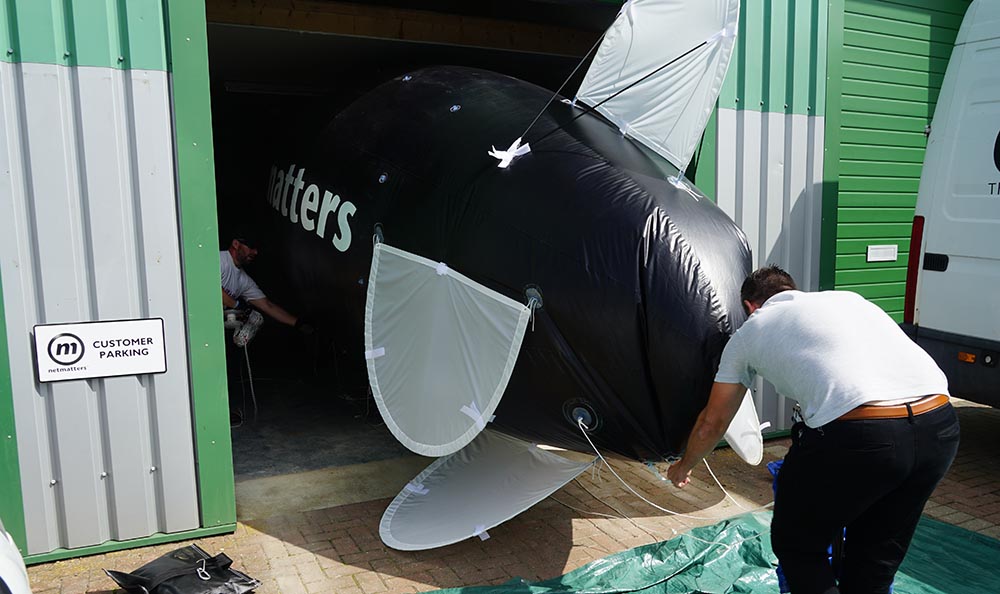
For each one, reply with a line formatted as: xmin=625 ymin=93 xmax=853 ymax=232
xmin=248 ymin=297 xmax=297 ymax=327
xmin=667 ymin=462 xmax=692 ymax=488
xmin=667 ymin=382 xmax=746 ymax=489
xmin=294 ymin=317 xmax=316 ymax=335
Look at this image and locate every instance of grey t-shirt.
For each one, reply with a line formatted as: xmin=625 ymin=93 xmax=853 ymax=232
xmin=715 ymin=290 xmax=949 ymax=427
xmin=220 ymin=251 xmax=265 ymax=302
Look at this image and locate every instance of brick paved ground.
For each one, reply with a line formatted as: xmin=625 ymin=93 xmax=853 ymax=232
xmin=25 ymin=399 xmax=1000 ymax=594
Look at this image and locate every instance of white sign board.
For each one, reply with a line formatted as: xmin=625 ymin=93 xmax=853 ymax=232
xmin=866 ymin=244 xmax=899 ymax=263
xmin=33 ymin=318 xmax=167 ymax=383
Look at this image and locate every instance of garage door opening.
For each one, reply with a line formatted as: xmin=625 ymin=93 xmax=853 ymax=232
xmin=204 ymin=13 xmax=603 ymax=518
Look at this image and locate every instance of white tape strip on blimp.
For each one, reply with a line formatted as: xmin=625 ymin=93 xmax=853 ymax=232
xmin=460 ymin=402 xmax=495 ymax=431
xmin=404 ymin=482 xmax=430 ymax=496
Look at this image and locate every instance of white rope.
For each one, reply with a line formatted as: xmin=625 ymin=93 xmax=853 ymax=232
xmin=704 ymin=458 xmax=748 ymax=511
xmin=553 ymin=488 xmax=675 ymax=541
xmin=553 ymin=426 xmax=780 ymax=576
xmin=527 ymin=297 xmax=540 ymax=332
xmin=574 ymin=418 xmax=719 ymax=520
xmin=243 ymin=340 xmax=258 ymax=420
xmin=572 ymin=470 xmax=772 ymax=546
xmin=574 ymin=418 xmax=772 ymax=519
xmin=517 ymin=30 xmax=609 ymax=141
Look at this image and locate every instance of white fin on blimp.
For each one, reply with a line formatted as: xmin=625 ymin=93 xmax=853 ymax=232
xmin=575 ymin=0 xmax=740 ymax=174
xmin=365 ymin=242 xmax=532 ymax=457
xmin=380 ymin=430 xmax=595 ymax=551
xmin=723 ymin=389 xmax=764 ymax=465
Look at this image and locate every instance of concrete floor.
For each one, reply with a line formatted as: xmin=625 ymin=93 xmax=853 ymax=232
xmin=25 ymin=399 xmax=1000 ymax=594
xmin=229 ymin=376 xmax=411 ymax=480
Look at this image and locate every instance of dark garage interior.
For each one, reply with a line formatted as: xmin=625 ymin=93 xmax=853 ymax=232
xmin=204 ymin=0 xmax=615 ymax=487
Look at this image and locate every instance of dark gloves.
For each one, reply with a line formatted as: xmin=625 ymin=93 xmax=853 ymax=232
xmin=294 ymin=317 xmax=316 ymax=335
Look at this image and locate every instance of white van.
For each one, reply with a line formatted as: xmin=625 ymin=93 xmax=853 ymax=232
xmin=903 ymin=0 xmax=1000 ymax=407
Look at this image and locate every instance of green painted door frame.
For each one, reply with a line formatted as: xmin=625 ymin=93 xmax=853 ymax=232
xmin=0 ymin=273 xmax=26 ymax=555
xmin=820 ymin=0 xmax=845 ymax=291
xmin=166 ymin=0 xmax=237 ymax=532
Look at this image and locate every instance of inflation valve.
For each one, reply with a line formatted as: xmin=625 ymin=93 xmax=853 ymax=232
xmin=563 ymin=399 xmax=600 ymax=432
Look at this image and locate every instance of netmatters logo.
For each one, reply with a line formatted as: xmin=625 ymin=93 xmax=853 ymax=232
xmin=268 ymin=164 xmax=357 ymax=252
xmin=47 ymin=333 xmax=85 ymax=366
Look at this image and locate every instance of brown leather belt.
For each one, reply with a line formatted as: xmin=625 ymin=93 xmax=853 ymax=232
xmin=837 ymin=394 xmax=949 ymax=421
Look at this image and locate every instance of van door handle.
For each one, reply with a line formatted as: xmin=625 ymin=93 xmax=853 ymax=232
xmin=923 ymin=253 xmax=949 ymax=271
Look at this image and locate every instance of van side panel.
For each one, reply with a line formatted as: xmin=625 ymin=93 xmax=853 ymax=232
xmin=911 ymin=0 xmax=1000 ymax=405
xmin=915 ymin=35 xmax=1000 ymax=342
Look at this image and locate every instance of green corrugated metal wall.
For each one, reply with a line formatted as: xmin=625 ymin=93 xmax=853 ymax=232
xmin=0 ymin=0 xmax=168 ymax=70
xmin=0 ymin=0 xmax=235 ymax=561
xmin=834 ymin=0 xmax=970 ymax=320
xmin=720 ymin=0 xmax=827 ymax=117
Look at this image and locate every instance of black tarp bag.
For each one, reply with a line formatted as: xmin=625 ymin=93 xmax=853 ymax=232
xmin=104 ymin=544 xmax=260 ymax=594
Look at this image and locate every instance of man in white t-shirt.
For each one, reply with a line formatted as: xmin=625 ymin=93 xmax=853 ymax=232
xmin=221 ymin=236 xmax=309 ymax=331
xmin=667 ymin=266 xmax=959 ymax=594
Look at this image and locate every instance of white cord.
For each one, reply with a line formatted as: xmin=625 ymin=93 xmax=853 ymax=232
xmin=575 ymin=418 xmax=719 ymax=520
xmin=574 ymin=472 xmax=774 ymax=550
xmin=551 ymin=492 xmax=674 ymax=541
xmin=563 ymin=418 xmax=777 ymax=576
xmin=243 ymin=341 xmax=258 ymax=420
xmin=517 ymin=31 xmax=609 ymax=141
xmin=703 ymin=458 xmax=749 ymax=511
xmin=575 ymin=418 xmax=772 ymax=518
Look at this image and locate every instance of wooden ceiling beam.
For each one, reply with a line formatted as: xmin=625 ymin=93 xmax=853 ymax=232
xmin=205 ymin=0 xmax=598 ymax=56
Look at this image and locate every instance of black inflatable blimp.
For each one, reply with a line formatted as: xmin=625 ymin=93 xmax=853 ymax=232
xmin=263 ymin=66 xmax=752 ymax=462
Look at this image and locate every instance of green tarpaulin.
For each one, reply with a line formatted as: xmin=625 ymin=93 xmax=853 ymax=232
xmin=426 ymin=512 xmax=1000 ymax=593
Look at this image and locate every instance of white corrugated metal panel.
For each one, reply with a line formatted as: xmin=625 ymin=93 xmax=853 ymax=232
xmin=0 ymin=62 xmax=199 ymax=554
xmin=716 ymin=108 xmax=825 ymax=432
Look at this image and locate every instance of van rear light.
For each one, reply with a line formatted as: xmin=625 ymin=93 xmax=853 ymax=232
xmin=903 ymin=215 xmax=925 ymax=324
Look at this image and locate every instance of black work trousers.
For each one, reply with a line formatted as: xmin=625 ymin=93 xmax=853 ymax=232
xmin=771 ymin=404 xmax=960 ymax=594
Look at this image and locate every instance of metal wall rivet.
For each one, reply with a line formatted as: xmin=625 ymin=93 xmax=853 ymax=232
xmin=49 ymin=479 xmax=57 ymax=486
xmin=150 ymin=466 xmax=157 ymax=473
xmin=100 ymin=472 xmax=108 ymax=478
xmin=63 ymin=51 xmax=71 ymax=58
xmin=6 ymin=49 xmax=13 ymax=56
xmin=450 ymin=105 xmax=461 ymax=112
xmin=378 ymin=173 xmax=388 ymax=184
xmin=402 ymin=75 xmax=412 ymax=81
xmin=118 ymin=56 xmax=124 ymax=62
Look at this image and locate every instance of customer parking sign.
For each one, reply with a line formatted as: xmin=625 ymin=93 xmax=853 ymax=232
xmin=33 ymin=318 xmax=167 ymax=383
